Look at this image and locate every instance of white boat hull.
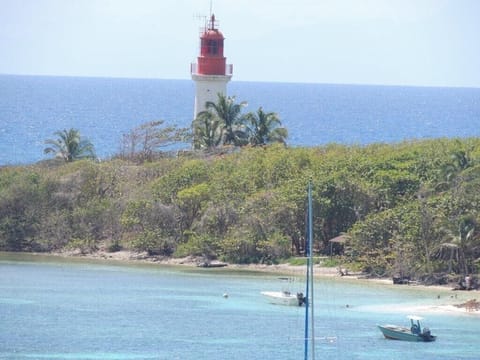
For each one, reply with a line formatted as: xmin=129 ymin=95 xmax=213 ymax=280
xmin=261 ymin=291 xmax=302 ymax=306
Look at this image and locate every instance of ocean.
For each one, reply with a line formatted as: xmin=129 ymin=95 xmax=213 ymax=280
xmin=1 ymin=253 xmax=479 ymax=359
xmin=1 ymin=74 xmax=480 ymax=165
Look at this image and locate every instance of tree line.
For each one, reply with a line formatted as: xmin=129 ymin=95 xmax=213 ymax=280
xmin=1 ymin=136 xmax=479 ymax=284
xmin=41 ymin=94 xmax=288 ymax=164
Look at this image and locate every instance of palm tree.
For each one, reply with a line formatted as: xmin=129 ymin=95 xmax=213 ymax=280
xmin=192 ymin=111 xmax=223 ymax=150
xmin=203 ymin=93 xmax=248 ymax=146
xmin=435 ymin=217 xmax=476 ymax=274
xmin=439 ymin=145 xmax=474 ymax=186
xmin=44 ymin=128 xmax=96 ymax=162
xmin=244 ymin=107 xmax=288 ymax=146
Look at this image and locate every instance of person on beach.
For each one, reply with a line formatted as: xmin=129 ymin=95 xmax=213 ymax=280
xmin=465 ymin=274 xmax=471 ymax=290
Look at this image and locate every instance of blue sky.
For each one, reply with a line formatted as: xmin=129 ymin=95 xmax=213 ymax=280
xmin=1 ymin=0 xmax=479 ymax=87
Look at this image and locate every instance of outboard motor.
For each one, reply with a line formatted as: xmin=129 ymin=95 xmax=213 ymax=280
xmin=422 ymin=327 xmax=431 ymax=337
xmin=297 ymin=292 xmax=306 ymax=306
xmin=420 ymin=327 xmax=433 ymax=341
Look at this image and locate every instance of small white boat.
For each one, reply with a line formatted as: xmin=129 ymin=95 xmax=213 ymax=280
xmin=261 ymin=183 xmax=318 ymax=358
xmin=261 ymin=290 xmax=305 ymax=306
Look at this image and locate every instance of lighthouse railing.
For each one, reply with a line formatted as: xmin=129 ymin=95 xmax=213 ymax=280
xmin=191 ymin=63 xmax=197 ymax=75
xmin=191 ymin=63 xmax=233 ymax=76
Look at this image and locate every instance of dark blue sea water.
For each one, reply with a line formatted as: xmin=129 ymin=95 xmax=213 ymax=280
xmin=1 ymin=254 xmax=479 ymax=359
xmin=1 ymin=74 xmax=480 ymax=165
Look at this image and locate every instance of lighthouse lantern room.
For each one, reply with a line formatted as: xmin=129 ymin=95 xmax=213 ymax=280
xmin=191 ymin=14 xmax=233 ymax=118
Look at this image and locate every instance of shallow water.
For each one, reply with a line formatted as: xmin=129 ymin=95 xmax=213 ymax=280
xmin=0 ymin=253 xmax=479 ymax=359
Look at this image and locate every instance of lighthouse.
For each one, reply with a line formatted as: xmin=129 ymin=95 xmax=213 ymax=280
xmin=191 ymin=14 xmax=233 ymax=119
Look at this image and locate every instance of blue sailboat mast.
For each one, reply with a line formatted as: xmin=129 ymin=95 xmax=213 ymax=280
xmin=304 ymin=182 xmax=314 ymax=360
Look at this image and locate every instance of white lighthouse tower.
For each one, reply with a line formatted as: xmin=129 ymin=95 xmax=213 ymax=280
xmin=191 ymin=14 xmax=233 ymax=119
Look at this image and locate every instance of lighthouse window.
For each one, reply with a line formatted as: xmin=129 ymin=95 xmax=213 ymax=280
xmin=207 ymin=40 xmax=218 ymax=55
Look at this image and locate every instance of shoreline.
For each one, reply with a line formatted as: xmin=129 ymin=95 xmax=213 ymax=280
xmin=3 ymin=249 xmax=479 ymax=316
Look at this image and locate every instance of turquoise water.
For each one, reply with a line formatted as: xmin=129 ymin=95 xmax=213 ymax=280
xmin=1 ymin=254 xmax=479 ymax=359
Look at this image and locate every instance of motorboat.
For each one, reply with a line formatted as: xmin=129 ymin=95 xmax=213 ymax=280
xmin=378 ymin=315 xmax=436 ymax=342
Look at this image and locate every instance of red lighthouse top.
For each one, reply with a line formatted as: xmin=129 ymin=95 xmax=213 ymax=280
xmin=194 ymin=14 xmax=232 ymax=76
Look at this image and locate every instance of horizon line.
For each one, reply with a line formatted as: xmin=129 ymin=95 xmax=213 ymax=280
xmin=2 ymin=72 xmax=479 ymax=90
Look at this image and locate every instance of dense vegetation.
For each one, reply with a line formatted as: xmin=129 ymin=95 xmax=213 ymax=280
xmin=1 ymin=138 xmax=480 ymax=283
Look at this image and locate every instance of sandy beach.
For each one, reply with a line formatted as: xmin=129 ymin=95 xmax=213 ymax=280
xmin=42 ymin=249 xmax=480 ymax=317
